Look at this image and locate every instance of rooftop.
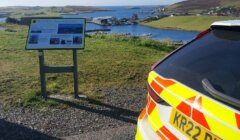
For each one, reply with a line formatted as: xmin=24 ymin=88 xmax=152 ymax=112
xmin=92 ymin=16 xmax=113 ymax=20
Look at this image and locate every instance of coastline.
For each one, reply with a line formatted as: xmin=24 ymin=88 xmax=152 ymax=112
xmin=0 ymin=6 xmax=112 ymax=18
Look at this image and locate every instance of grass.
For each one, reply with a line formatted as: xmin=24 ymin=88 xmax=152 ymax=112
xmin=221 ymin=0 xmax=240 ymax=7
xmin=167 ymin=0 xmax=240 ymax=12
xmin=0 ymin=23 xmax=177 ymax=108
xmin=141 ymin=16 xmax=240 ymax=31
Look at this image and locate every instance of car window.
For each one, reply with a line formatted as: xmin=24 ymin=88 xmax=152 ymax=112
xmin=154 ymin=29 xmax=240 ymax=103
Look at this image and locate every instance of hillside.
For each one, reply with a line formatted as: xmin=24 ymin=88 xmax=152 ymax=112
xmin=0 ymin=6 xmax=109 ymax=18
xmin=168 ymin=0 xmax=240 ymax=12
xmin=141 ymin=16 xmax=239 ymax=31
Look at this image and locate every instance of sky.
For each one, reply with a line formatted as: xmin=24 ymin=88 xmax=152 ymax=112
xmin=0 ymin=0 xmax=183 ymax=7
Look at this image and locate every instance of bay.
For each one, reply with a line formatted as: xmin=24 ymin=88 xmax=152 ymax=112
xmin=0 ymin=17 xmax=6 ymax=23
xmin=65 ymin=6 xmax=199 ymax=41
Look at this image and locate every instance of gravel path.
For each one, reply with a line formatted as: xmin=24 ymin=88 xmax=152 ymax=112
xmin=0 ymin=87 xmax=147 ymax=140
xmin=63 ymin=125 xmax=136 ymax=140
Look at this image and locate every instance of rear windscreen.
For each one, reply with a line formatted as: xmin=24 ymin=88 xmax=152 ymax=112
xmin=154 ymin=29 xmax=240 ymax=103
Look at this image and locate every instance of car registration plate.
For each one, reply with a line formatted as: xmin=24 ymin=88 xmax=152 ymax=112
xmin=169 ymin=108 xmax=222 ymax=140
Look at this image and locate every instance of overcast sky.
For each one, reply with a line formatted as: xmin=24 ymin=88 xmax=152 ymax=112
xmin=0 ymin=0 xmax=183 ymax=7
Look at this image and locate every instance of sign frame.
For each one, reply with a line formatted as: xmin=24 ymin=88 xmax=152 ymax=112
xmin=25 ymin=18 xmax=86 ymax=50
xmin=25 ymin=18 xmax=87 ymax=99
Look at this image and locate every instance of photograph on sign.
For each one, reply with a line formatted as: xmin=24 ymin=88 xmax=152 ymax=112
xmin=26 ymin=18 xmax=85 ymax=50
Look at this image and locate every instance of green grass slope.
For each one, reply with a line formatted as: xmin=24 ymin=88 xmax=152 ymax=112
xmin=141 ymin=16 xmax=239 ymax=31
xmin=168 ymin=0 xmax=240 ymax=12
xmin=0 ymin=24 xmax=177 ymax=108
xmin=220 ymin=0 xmax=240 ymax=7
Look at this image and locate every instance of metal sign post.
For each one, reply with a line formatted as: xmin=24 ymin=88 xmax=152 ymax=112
xmin=38 ymin=50 xmax=47 ymax=98
xmin=25 ymin=18 xmax=86 ymax=99
xmin=38 ymin=49 xmax=80 ymax=98
xmin=73 ymin=49 xmax=79 ymax=98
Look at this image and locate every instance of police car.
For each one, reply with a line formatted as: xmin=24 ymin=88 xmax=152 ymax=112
xmin=136 ymin=20 xmax=240 ymax=140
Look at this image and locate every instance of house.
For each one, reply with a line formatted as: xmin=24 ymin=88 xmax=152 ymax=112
xmin=91 ymin=16 xmax=114 ymax=25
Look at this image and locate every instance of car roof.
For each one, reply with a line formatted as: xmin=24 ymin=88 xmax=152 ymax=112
xmin=211 ymin=20 xmax=240 ymax=27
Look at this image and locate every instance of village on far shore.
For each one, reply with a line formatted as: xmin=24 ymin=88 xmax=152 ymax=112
xmin=1 ymin=5 xmax=240 ymax=26
xmin=63 ymin=6 xmax=240 ymax=26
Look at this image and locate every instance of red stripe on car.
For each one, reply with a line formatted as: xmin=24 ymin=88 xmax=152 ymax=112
xmin=192 ymin=108 xmax=210 ymax=130
xmin=156 ymin=130 xmax=167 ymax=140
xmin=160 ymin=126 xmax=179 ymax=140
xmin=139 ymin=107 xmax=146 ymax=120
xmin=150 ymin=80 xmax=163 ymax=95
xmin=177 ymin=102 xmax=191 ymax=117
xmin=147 ymin=100 xmax=156 ymax=115
xmin=186 ymin=96 xmax=196 ymax=103
xmin=155 ymin=76 xmax=175 ymax=88
xmin=235 ymin=113 xmax=240 ymax=129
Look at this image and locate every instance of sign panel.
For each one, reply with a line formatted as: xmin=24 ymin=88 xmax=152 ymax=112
xmin=26 ymin=18 xmax=85 ymax=50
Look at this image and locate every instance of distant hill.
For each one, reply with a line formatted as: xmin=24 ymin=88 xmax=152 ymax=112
xmin=0 ymin=6 xmax=109 ymax=18
xmin=63 ymin=6 xmax=109 ymax=12
xmin=141 ymin=16 xmax=239 ymax=31
xmin=168 ymin=0 xmax=240 ymax=12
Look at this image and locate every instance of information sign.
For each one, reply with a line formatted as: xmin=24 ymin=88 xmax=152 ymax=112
xmin=26 ymin=18 xmax=85 ymax=50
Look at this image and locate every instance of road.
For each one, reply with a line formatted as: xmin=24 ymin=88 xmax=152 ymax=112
xmin=64 ymin=125 xmax=136 ymax=140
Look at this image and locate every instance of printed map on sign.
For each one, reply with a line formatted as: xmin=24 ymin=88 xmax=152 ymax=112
xmin=26 ymin=18 xmax=85 ymax=50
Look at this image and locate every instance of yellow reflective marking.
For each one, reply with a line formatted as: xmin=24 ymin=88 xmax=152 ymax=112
xmin=160 ymin=89 xmax=182 ymax=108
xmin=150 ymin=71 xmax=197 ymax=99
xmin=148 ymin=76 xmax=153 ymax=86
xmin=159 ymin=83 xmax=197 ymax=108
xmin=148 ymin=107 xmax=163 ymax=132
xmin=202 ymin=97 xmax=238 ymax=129
xmin=204 ymin=114 xmax=240 ymax=139
xmin=148 ymin=71 xmax=158 ymax=84
xmin=167 ymin=84 xmax=197 ymax=100
xmin=148 ymin=71 xmax=240 ymax=139
xmin=136 ymin=126 xmax=144 ymax=140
